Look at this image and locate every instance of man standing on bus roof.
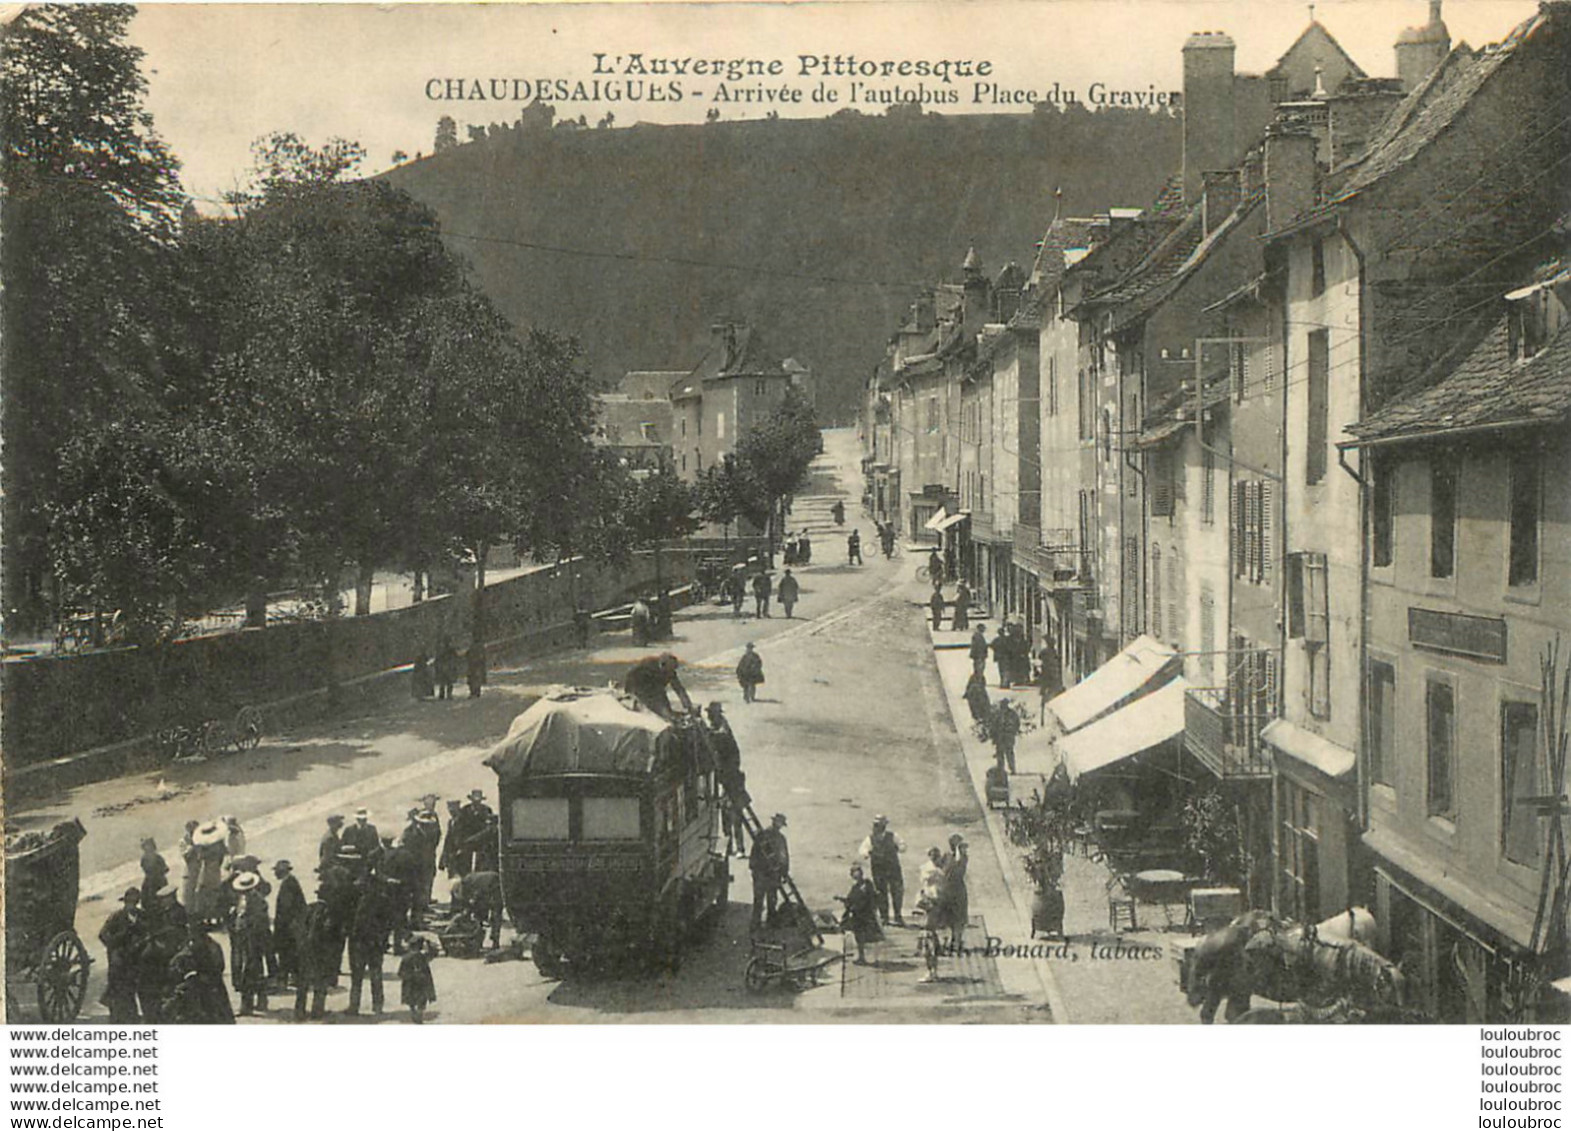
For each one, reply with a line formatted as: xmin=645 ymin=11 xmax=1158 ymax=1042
xmin=623 ymin=652 xmax=694 ymax=719
xmin=750 ymin=813 xmax=790 ymax=932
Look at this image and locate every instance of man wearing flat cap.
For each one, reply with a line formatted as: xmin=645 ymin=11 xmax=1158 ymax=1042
xmin=99 ymin=888 xmax=145 ymax=1022
xmin=318 ymin=815 xmax=345 ymax=874
xmin=270 ymin=860 xmax=305 ymax=989
xmin=859 ymin=816 xmax=907 ymax=928
xmin=749 ymin=813 xmax=790 ymax=932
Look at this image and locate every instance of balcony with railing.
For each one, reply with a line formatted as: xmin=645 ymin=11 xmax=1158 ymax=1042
xmin=1184 ymin=686 xmax=1273 ymax=780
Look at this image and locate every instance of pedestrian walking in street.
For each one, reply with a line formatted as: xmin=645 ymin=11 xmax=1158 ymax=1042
xmin=222 ymin=815 xmax=247 ymax=859
xmin=942 ymin=836 xmax=969 ymax=950
xmin=229 ymin=870 xmax=271 ymax=1015
xmin=798 ymin=532 xmax=812 ymax=564
xmin=952 ymin=582 xmax=971 ymax=631
xmin=381 ymin=834 xmax=419 ymax=952
xmin=837 ymin=865 xmax=884 ymax=965
xmin=736 ymin=642 xmax=765 ymax=704
xmin=410 ymin=653 xmax=434 ymax=699
xmin=630 ymin=593 xmax=654 ymax=646
xmin=346 ymin=875 xmax=395 ymax=1015
xmin=778 ymin=569 xmax=800 ymax=618
xmin=859 ymin=816 xmax=907 ymax=927
xmin=318 ymin=814 xmax=344 ymax=875
xmin=964 ymin=670 xmax=992 ymax=725
xmin=139 ymin=837 xmax=169 ymax=907
xmin=918 ymin=847 xmax=945 ymax=909
xmin=727 ymin=568 xmax=747 ymax=617
xmin=440 ymin=799 xmax=467 ymax=878
xmin=466 ymin=640 xmax=487 ymax=699
xmin=408 ymin=806 xmax=441 ymax=923
xmin=188 ymin=821 xmax=228 ymax=926
xmin=847 ymin=529 xmax=862 ymax=564
xmin=178 ymin=821 xmax=199 ymax=909
xmin=434 ymin=639 xmax=460 ymax=699
xmin=341 ymin=807 xmax=382 ymax=870
xmin=164 ymin=920 xmax=236 ymax=1024
xmin=293 ymin=900 xmax=337 ymax=1021
xmin=624 ymin=652 xmax=695 ymax=718
xmin=992 ymin=625 xmax=1012 ymax=688
xmin=928 ymin=585 xmax=946 ymax=630
xmin=749 ymin=813 xmax=790 ymax=931
xmin=99 ymin=888 xmax=145 ymax=1023
xmin=399 ymin=937 xmax=437 ymax=1024
xmin=1006 ymin=621 xmax=1032 ymax=686
xmin=752 ymin=570 xmax=773 ymax=617
xmin=990 ymin=700 xmax=1021 ymax=774
xmin=831 ymin=500 xmax=845 ymax=525
xmin=927 ymin=549 xmax=943 ymax=585
xmin=969 ymin=623 xmax=990 ymax=677
xmin=270 ymin=860 xmax=305 ymax=990
xmin=880 ymin=523 xmax=896 ymax=558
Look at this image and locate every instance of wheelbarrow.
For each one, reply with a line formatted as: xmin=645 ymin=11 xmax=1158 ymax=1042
xmin=743 ymin=939 xmax=843 ymax=993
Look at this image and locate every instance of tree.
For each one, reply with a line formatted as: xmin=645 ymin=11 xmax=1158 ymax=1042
xmin=433 ymin=114 xmax=458 ymax=152
xmin=1 ymin=4 xmax=187 ymax=632
xmin=730 ymin=389 xmax=821 ymax=543
xmin=467 ymin=124 xmax=487 ymax=143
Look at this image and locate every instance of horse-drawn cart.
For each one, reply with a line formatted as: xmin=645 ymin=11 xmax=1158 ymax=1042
xmin=4 ymin=820 xmax=92 ymax=1022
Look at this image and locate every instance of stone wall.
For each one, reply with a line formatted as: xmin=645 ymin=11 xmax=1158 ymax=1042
xmin=1 ymin=548 xmax=711 ymax=771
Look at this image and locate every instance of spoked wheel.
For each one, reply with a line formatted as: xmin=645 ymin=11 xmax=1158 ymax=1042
xmin=233 ymin=706 xmax=263 ymax=752
xmin=743 ymin=957 xmax=772 ymax=993
xmin=38 ymin=932 xmax=90 ymax=1022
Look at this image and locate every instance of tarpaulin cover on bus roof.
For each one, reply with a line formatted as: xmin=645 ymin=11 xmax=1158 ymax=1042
xmin=483 ymin=687 xmax=677 ymax=783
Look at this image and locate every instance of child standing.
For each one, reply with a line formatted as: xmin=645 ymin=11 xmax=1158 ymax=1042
xmin=398 ymin=937 xmax=437 ymax=1023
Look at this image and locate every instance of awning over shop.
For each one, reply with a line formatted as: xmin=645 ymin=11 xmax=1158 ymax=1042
xmin=1058 ymin=678 xmax=1188 ymax=782
xmin=923 ymin=507 xmax=950 ymax=532
xmin=1261 ymin=718 xmax=1355 ymax=779
xmin=1365 ymin=827 xmax=1536 ymax=951
xmin=1045 ymin=634 xmax=1179 ymax=734
xmin=933 ymin=511 xmax=970 ymax=533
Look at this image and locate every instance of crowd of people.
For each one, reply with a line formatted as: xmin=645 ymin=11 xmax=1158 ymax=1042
xmin=99 ymin=789 xmax=505 ymax=1025
xmin=409 ymin=637 xmax=487 ymax=700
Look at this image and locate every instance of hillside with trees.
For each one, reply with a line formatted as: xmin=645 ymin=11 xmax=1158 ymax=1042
xmin=385 ymin=106 xmax=1181 ymax=421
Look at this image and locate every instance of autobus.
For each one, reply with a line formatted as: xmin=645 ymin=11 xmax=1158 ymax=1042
xmin=483 ymin=687 xmax=730 ymax=977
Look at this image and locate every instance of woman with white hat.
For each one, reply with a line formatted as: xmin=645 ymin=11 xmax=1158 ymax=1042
xmin=189 ymin=821 xmax=229 ymax=926
xmin=229 ymin=871 xmax=271 ymax=1015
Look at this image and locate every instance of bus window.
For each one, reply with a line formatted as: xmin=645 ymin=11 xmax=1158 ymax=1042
xmin=582 ymin=797 xmax=641 ymax=840
xmin=510 ymin=798 xmax=570 ymax=841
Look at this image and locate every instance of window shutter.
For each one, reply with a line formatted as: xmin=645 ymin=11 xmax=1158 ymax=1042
xmin=1286 ymin=554 xmax=1306 ymax=639
xmin=1199 ymin=585 xmax=1216 ymax=683
xmin=1305 ymin=552 xmax=1329 ymax=644
xmin=1245 ymin=481 xmax=1261 ymax=581
xmin=1230 ymin=483 xmax=1245 ymax=577
xmin=1151 ymin=450 xmax=1174 ymax=517
xmin=1151 ymin=544 xmax=1163 ymax=638
xmin=1167 ymin=555 xmax=1181 ymax=650
xmin=1259 ymin=479 xmax=1274 ymax=583
xmin=1264 ymin=341 xmax=1277 ymax=393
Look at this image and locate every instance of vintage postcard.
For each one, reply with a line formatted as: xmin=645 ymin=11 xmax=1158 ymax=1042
xmin=3 ymin=0 xmax=1567 ymax=1030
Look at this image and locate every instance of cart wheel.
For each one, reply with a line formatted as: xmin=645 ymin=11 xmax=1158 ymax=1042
xmin=789 ymin=970 xmax=815 ymax=992
xmin=234 ymin=707 xmax=263 ymax=751
xmin=744 ymin=957 xmax=771 ymax=993
xmin=198 ymin=720 xmax=225 ymax=758
xmin=38 ymin=932 xmax=90 ymax=1022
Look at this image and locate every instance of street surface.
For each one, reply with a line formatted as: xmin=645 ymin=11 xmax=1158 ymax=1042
xmin=8 ymin=430 xmax=1057 ymax=1025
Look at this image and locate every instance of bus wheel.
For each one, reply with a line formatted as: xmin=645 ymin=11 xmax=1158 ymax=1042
xmin=532 ymin=937 xmax=565 ymax=980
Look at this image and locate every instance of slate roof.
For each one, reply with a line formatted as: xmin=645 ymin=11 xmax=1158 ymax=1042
xmin=1346 ymin=315 xmax=1571 ymax=443
xmin=1328 ymin=5 xmax=1551 ymax=203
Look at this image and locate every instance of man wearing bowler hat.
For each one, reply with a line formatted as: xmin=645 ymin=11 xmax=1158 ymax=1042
xmin=270 ymin=860 xmax=305 ymax=989
xmin=341 ymin=807 xmax=381 ymax=870
xmin=99 ymin=888 xmax=145 ymax=1022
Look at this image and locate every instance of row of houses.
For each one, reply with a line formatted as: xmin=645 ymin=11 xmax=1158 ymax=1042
xmin=594 ymin=321 xmax=814 ymax=481
xmin=860 ymin=0 xmax=1571 ymax=1021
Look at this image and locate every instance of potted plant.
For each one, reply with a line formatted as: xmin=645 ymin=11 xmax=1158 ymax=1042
xmin=1004 ymin=777 xmax=1073 ymax=939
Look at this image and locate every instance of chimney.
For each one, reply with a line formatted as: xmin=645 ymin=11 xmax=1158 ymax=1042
xmin=1201 ymin=170 xmax=1242 ymax=236
xmin=961 ymin=248 xmax=990 ymax=336
xmin=711 ymin=321 xmax=740 ymax=371
xmin=1326 ymin=79 xmax=1406 ymax=166
xmin=1182 ymin=31 xmax=1238 ymax=204
xmin=1264 ymin=121 xmax=1319 ymax=232
xmin=1394 ymin=0 xmax=1450 ymax=91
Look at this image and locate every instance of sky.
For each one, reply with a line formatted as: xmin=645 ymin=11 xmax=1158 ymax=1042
xmin=124 ymin=0 xmax=1541 ymax=205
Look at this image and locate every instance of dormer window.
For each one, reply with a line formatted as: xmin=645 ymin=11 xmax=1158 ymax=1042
xmin=1508 ymin=288 xmax=1549 ymax=361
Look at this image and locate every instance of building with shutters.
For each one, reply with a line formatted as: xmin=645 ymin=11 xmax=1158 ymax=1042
xmin=1259 ymin=1 xmax=1571 ymax=995
xmin=1340 ymin=250 xmax=1571 ymax=1022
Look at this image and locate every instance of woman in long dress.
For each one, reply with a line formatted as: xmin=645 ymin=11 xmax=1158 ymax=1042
xmin=837 ymin=865 xmax=884 ymax=965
